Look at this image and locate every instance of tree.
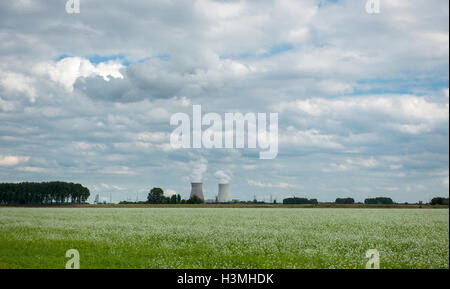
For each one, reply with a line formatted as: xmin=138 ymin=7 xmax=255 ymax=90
xmin=0 ymin=182 xmax=90 ymax=205
xmin=364 ymin=197 xmax=394 ymax=205
xmin=431 ymin=197 xmax=449 ymax=205
xmin=187 ymin=195 xmax=204 ymax=204
xmin=335 ymin=197 xmax=355 ymax=204
xmin=147 ymin=187 xmax=165 ymax=204
xmin=309 ymin=198 xmax=318 ymax=204
xmin=283 ymin=197 xmax=318 ymax=204
xmin=169 ymin=194 xmax=178 ymax=204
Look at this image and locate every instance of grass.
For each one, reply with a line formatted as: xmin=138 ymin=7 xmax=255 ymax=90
xmin=0 ymin=208 xmax=448 ymax=269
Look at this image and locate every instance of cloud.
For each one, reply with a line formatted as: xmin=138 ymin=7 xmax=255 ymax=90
xmin=331 ymin=156 xmax=378 ymax=171
xmin=190 ymin=158 xmax=208 ymax=183
xmin=0 ymin=71 xmax=36 ymax=102
xmin=112 ymin=185 xmax=126 ymax=191
xmin=0 ymin=155 xmax=30 ymax=166
xmin=275 ymin=95 xmax=449 ymax=145
xmin=276 ymin=95 xmax=448 ymax=124
xmin=101 ymin=166 xmax=134 ymax=175
xmin=0 ymin=97 xmax=17 ymax=111
xmin=34 ymin=57 xmax=123 ymax=92
xmin=75 ymin=57 xmax=254 ymax=102
xmin=248 ymin=180 xmax=295 ymax=189
xmin=389 ymin=164 xmax=403 ymax=170
xmin=280 ymin=128 xmax=343 ymax=149
xmin=214 ymin=170 xmax=232 ymax=184
xmin=165 ymin=189 xmax=177 ymax=196
xmin=16 ymin=166 xmax=46 ymax=173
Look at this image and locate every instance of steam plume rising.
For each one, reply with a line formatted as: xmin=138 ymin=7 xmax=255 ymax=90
xmin=190 ymin=158 xmax=208 ymax=183
xmin=214 ymin=170 xmax=231 ymax=184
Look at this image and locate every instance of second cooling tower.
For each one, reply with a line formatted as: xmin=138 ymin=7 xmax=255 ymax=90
xmin=190 ymin=183 xmax=204 ymax=200
xmin=217 ymin=183 xmax=231 ymax=202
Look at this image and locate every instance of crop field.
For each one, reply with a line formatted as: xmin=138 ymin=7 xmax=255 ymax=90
xmin=0 ymin=208 xmax=448 ymax=269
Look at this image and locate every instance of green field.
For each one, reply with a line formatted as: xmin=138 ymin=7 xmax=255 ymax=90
xmin=0 ymin=208 xmax=448 ymax=269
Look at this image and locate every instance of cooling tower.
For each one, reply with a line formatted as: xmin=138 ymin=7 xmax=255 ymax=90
xmin=217 ymin=183 xmax=231 ymax=202
xmin=190 ymin=183 xmax=204 ymax=200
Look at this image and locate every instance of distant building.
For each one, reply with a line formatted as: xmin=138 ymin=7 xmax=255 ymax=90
xmin=94 ymin=194 xmax=99 ymax=204
xmin=217 ymin=184 xmax=231 ymax=202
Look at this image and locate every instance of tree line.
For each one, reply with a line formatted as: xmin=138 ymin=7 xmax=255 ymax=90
xmin=145 ymin=187 xmax=204 ymax=204
xmin=0 ymin=182 xmax=90 ymax=205
xmin=145 ymin=189 xmax=447 ymax=206
xmin=282 ymin=196 xmax=448 ymax=205
xmin=282 ymin=196 xmax=394 ymax=205
xmin=431 ymin=197 xmax=449 ymax=205
xmin=364 ymin=197 xmax=394 ymax=205
xmin=335 ymin=197 xmax=355 ymax=204
xmin=283 ymin=197 xmax=318 ymax=205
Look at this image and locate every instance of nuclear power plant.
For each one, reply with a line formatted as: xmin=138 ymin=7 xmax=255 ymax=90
xmin=190 ymin=182 xmax=204 ymax=200
xmin=217 ymin=183 xmax=231 ymax=202
xmin=189 ymin=182 xmax=233 ymax=203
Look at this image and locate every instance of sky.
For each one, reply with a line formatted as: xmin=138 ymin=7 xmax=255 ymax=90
xmin=0 ymin=0 xmax=448 ymax=203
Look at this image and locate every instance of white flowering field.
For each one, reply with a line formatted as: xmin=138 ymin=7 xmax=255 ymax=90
xmin=0 ymin=208 xmax=448 ymax=269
